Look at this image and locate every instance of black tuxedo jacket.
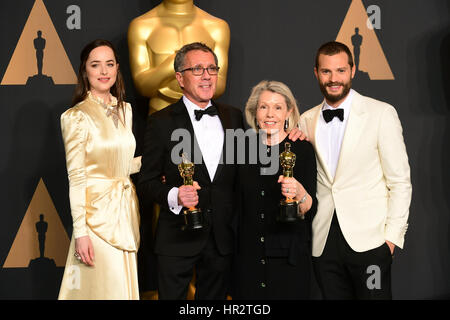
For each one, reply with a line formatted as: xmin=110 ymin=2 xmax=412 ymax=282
xmin=138 ymin=98 xmax=244 ymax=257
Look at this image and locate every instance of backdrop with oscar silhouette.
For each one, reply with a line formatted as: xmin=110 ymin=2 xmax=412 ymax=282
xmin=0 ymin=0 xmax=449 ymax=299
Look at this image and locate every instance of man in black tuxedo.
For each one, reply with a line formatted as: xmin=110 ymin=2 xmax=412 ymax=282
xmin=138 ymin=42 xmax=244 ymax=299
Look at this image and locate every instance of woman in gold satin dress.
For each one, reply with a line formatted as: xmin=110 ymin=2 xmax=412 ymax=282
xmin=58 ymin=39 xmax=141 ymax=299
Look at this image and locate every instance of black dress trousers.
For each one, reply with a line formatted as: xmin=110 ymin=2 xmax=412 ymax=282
xmin=313 ymin=213 xmax=393 ymax=300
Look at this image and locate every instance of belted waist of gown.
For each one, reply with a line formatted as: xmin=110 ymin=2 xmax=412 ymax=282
xmin=85 ymin=176 xmax=140 ymax=252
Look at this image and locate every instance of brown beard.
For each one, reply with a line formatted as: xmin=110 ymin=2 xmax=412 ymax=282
xmin=319 ymin=79 xmax=352 ymax=103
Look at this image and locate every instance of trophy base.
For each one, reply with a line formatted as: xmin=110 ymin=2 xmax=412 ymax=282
xmin=181 ymin=208 xmax=205 ymax=231
xmin=278 ymin=200 xmax=299 ymax=222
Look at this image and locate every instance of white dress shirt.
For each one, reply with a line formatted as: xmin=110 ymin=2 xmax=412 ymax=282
xmin=168 ymin=96 xmax=224 ymax=214
xmin=316 ymin=89 xmax=354 ymax=179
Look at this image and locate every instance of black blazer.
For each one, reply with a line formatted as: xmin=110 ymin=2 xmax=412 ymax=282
xmin=236 ymin=136 xmax=318 ymax=265
xmin=138 ymin=98 xmax=244 ymax=257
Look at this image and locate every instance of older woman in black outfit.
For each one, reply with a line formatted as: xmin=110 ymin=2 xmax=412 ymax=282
xmin=233 ymin=80 xmax=317 ymax=299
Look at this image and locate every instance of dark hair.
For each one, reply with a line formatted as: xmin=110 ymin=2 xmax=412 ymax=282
xmin=174 ymin=42 xmax=218 ymax=72
xmin=71 ymin=39 xmax=126 ymax=108
xmin=315 ymin=41 xmax=354 ymax=69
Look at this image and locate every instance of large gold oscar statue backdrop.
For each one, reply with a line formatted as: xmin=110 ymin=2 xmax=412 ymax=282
xmin=128 ymin=0 xmax=230 ymax=114
xmin=127 ymin=0 xmax=231 ymax=300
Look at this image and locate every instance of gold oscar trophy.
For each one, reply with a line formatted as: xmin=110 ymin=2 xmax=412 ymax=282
xmin=278 ymin=142 xmax=299 ymax=222
xmin=178 ymin=153 xmax=204 ymax=230
xmin=128 ymin=1 xmax=229 ymax=299
xmin=128 ymin=0 xmax=230 ymax=114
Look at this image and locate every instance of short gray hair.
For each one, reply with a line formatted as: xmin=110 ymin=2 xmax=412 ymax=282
xmin=174 ymin=42 xmax=218 ymax=72
xmin=245 ymin=80 xmax=300 ymax=132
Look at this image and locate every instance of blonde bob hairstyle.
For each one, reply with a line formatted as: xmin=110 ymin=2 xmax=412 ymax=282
xmin=245 ymin=80 xmax=300 ymax=132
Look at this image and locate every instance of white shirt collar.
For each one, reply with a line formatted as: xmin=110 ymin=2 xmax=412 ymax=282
xmin=182 ymin=96 xmax=213 ymax=121
xmin=321 ymin=88 xmax=355 ymax=117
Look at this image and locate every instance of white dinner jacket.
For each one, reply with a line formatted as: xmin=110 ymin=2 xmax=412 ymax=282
xmin=299 ymin=91 xmax=412 ymax=257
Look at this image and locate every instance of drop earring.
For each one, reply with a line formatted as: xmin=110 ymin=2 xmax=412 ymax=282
xmin=284 ymin=118 xmax=289 ymax=131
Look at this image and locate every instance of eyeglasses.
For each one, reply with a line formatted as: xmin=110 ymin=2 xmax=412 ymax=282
xmin=180 ymin=66 xmax=220 ymax=76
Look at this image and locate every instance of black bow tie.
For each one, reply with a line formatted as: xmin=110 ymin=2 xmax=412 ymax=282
xmin=323 ymin=108 xmax=344 ymax=123
xmin=194 ymin=105 xmax=218 ymax=121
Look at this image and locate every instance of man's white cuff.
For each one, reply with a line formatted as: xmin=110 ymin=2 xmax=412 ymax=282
xmin=168 ymin=187 xmax=183 ymax=215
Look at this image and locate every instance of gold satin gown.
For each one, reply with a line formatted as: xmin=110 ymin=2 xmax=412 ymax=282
xmin=58 ymin=92 xmax=140 ymax=300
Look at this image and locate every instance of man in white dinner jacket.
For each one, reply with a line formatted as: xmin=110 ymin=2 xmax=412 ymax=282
xmin=299 ymin=41 xmax=412 ymax=299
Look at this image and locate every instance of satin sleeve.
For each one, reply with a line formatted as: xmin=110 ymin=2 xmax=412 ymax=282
xmin=125 ymin=102 xmax=141 ymax=175
xmin=130 ymin=156 xmax=142 ymax=174
xmin=60 ymin=108 xmax=89 ymax=239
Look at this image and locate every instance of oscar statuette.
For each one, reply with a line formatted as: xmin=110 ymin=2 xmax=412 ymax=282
xmin=178 ymin=154 xmax=204 ymax=231
xmin=278 ymin=142 xmax=299 ymax=222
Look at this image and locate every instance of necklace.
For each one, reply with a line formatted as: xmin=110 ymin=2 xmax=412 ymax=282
xmin=104 ymin=103 xmax=122 ymax=129
xmin=88 ymin=91 xmax=125 ymax=129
